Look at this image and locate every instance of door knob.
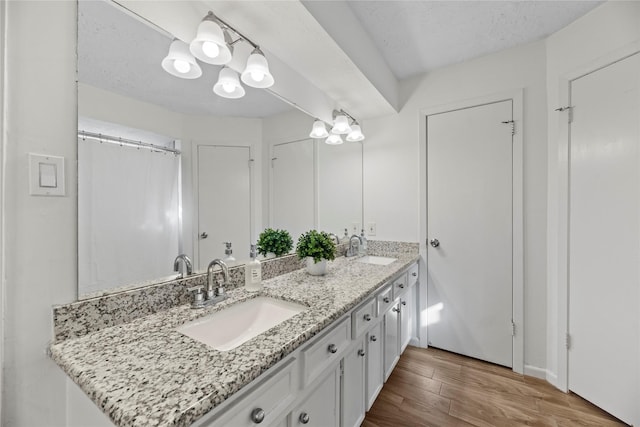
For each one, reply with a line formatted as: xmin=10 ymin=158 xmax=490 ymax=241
xmin=200 ymin=232 xmax=208 ymax=239
xmin=430 ymin=238 xmax=439 ymax=248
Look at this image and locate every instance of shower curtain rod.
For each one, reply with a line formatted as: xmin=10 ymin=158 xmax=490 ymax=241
xmin=78 ymin=130 xmax=181 ymax=155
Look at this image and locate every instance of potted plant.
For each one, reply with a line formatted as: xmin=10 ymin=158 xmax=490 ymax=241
xmin=296 ymin=230 xmax=337 ymax=276
xmin=256 ymin=228 xmax=294 ymax=258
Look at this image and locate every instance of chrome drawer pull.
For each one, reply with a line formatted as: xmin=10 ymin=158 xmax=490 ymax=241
xmin=327 ymin=344 xmax=338 ymax=354
xmin=370 ymin=335 xmax=377 ymax=342
xmin=363 ymin=313 xmax=372 ymax=321
xmin=299 ymin=412 xmax=310 ymax=424
xmin=383 ymin=297 xmax=390 ymax=303
xmin=358 ymin=349 xmax=366 ymax=357
xmin=251 ymin=408 xmax=265 ymax=423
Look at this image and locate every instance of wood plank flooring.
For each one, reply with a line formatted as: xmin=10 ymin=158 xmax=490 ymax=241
xmin=363 ymin=346 xmax=627 ymax=427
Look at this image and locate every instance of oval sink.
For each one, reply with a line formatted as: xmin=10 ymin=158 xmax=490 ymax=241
xmin=177 ymin=297 xmax=307 ymax=351
xmin=356 ymin=256 xmax=397 ymax=266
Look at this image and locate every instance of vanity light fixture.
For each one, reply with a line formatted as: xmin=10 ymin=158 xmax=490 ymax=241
xmin=161 ymin=39 xmax=202 ymax=79
xmin=325 ymin=134 xmax=344 ymax=145
xmin=310 ymin=120 xmax=330 ymax=138
xmin=311 ymin=109 xmax=365 ymax=145
xmin=162 ymin=11 xmax=275 ymax=98
xmin=214 ymin=67 xmax=246 ymax=99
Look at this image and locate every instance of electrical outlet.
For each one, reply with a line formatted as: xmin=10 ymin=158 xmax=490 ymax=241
xmin=351 ymin=222 xmax=360 ymax=235
xmin=368 ymin=222 xmax=376 ymax=236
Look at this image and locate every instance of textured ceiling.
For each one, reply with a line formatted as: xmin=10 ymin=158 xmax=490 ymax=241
xmin=78 ymin=0 xmax=294 ymax=118
xmin=347 ymin=0 xmax=604 ymax=80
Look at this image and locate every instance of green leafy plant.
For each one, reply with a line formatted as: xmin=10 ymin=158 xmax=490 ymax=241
xmin=296 ymin=230 xmax=337 ymax=264
xmin=256 ymin=228 xmax=294 ymax=257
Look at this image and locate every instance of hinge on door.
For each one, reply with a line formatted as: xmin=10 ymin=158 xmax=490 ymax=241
xmin=339 ymin=360 xmax=344 ymax=378
xmin=248 ymin=158 xmax=254 ymax=168
xmin=566 ymin=333 xmax=571 ymax=350
xmin=501 ymin=120 xmax=515 ymax=136
xmin=511 ymin=320 xmax=516 ymax=337
xmin=271 ymin=157 xmax=277 ymax=168
xmin=555 ymin=106 xmax=574 ymax=123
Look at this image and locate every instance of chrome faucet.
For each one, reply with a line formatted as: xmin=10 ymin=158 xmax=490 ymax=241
xmin=207 ymin=258 xmax=229 ymax=299
xmin=173 ymin=254 xmax=193 ymax=278
xmin=187 ymin=258 xmax=229 ymax=309
xmin=346 ymin=235 xmax=362 ymax=257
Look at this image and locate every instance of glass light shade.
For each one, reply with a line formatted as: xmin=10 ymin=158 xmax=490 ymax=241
xmin=346 ymin=124 xmax=365 ymax=142
xmin=189 ymin=20 xmax=233 ymax=65
xmin=213 ymin=67 xmax=245 ymax=99
xmin=161 ymin=39 xmax=202 ymax=79
xmin=241 ymin=49 xmax=275 ymax=88
xmin=325 ymin=134 xmax=344 ymax=145
xmin=310 ymin=120 xmax=329 ymax=138
xmin=331 ymin=114 xmax=352 ymax=135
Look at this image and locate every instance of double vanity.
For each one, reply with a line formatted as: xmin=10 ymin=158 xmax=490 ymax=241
xmin=50 ymin=244 xmax=420 ymax=427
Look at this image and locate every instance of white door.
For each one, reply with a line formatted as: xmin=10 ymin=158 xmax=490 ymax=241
xmin=271 ymin=139 xmax=315 ymax=244
xmin=568 ymin=52 xmax=640 ymax=426
xmin=427 ymin=100 xmax=513 ymax=367
xmin=197 ymin=145 xmax=251 ymax=268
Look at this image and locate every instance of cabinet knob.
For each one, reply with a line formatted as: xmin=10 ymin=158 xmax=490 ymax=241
xmin=251 ymin=408 xmax=265 ymax=423
xmin=299 ymin=412 xmax=310 ymax=424
xmin=412 ymin=272 xmax=417 ymax=277
xmin=358 ymin=349 xmax=366 ymax=357
xmin=392 ymin=307 xmax=400 ymax=313
xmin=327 ymin=343 xmax=338 ymax=354
xmin=397 ymin=283 xmax=405 ymax=289
xmin=363 ymin=313 xmax=372 ymax=321
xmin=383 ymin=297 xmax=390 ymax=303
xmin=402 ymin=301 xmax=407 ymax=306
xmin=200 ymin=232 xmax=208 ymax=239
xmin=370 ymin=335 xmax=377 ymax=342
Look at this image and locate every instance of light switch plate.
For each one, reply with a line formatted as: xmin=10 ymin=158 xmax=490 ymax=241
xmin=367 ymin=222 xmax=377 ymax=236
xmin=29 ymin=153 xmax=65 ymax=196
xmin=351 ymin=222 xmax=360 ymax=235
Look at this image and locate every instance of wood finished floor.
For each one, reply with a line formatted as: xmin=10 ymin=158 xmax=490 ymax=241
xmin=363 ymin=346 xmax=627 ymax=427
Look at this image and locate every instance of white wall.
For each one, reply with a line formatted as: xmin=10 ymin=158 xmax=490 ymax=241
xmin=362 ymin=40 xmax=549 ymax=372
xmin=545 ymin=1 xmax=640 ymax=390
xmin=2 ymin=1 xmax=77 ymax=425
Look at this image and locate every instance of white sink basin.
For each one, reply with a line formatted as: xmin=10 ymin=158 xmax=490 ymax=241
xmin=356 ymin=256 xmax=397 ymax=266
xmin=177 ymin=297 xmax=307 ymax=351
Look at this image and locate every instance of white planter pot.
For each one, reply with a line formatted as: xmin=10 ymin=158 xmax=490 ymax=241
xmin=305 ymin=257 xmax=327 ymax=276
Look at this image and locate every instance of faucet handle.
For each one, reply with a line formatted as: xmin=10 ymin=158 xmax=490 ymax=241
xmin=215 ymin=280 xmax=227 ymax=297
xmin=187 ymin=286 xmax=205 ymax=308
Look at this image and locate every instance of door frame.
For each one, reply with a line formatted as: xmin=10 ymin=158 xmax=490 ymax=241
xmin=553 ymin=42 xmax=640 ymax=392
xmin=418 ymin=89 xmax=524 ymax=374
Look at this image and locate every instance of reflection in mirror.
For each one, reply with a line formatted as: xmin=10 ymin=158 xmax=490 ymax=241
xmin=77 ymin=0 xmax=364 ymax=299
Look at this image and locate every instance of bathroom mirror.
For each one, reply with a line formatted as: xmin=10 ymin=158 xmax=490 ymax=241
xmin=76 ymin=0 xmax=363 ymax=299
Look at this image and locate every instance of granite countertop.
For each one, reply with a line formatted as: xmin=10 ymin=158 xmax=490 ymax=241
xmin=50 ymin=252 xmax=419 ymax=427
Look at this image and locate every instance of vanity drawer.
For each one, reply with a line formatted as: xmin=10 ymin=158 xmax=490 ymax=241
xmin=301 ymin=317 xmax=350 ymax=386
xmin=392 ymin=273 xmax=409 ymax=299
xmin=407 ymin=263 xmax=419 ymax=287
xmin=210 ymin=358 xmax=297 ymax=427
xmin=376 ymin=284 xmax=393 ymax=315
xmin=352 ymin=298 xmax=376 ymax=339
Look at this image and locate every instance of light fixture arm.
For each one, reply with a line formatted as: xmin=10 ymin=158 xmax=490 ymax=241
xmin=205 ymin=11 xmax=260 ymax=50
xmin=333 ymin=109 xmax=359 ymax=126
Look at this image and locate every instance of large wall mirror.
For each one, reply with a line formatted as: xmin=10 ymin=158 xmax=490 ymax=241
xmin=77 ymin=0 xmax=363 ymax=299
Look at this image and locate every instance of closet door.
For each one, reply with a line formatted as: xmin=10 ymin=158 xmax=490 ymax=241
xmin=568 ymin=52 xmax=640 ymax=426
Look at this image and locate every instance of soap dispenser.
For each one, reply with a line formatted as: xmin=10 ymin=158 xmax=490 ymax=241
xmin=341 ymin=228 xmax=350 ymax=243
xmin=223 ymin=241 xmax=236 ymax=265
xmin=245 ymin=244 xmax=262 ymax=292
xmin=359 ymin=229 xmax=368 ymax=255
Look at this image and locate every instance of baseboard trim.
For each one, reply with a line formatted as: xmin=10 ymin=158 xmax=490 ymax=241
xmin=524 ymin=364 xmax=549 ymax=380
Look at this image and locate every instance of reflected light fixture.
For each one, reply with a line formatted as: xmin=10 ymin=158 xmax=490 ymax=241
xmin=346 ymin=124 xmax=365 ymax=142
xmin=325 ymin=134 xmax=344 ymax=145
xmin=213 ymin=67 xmax=246 ymax=99
xmin=162 ymin=11 xmax=275 ymax=98
xmin=331 ymin=114 xmax=352 ymax=135
xmin=313 ymin=109 xmax=365 ymax=145
xmin=161 ymin=39 xmax=202 ymax=79
xmin=310 ymin=120 xmax=329 ymax=138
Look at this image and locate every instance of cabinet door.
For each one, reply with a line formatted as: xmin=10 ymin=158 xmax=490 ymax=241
xmin=292 ymin=366 xmax=340 ymax=427
xmin=383 ymin=302 xmax=400 ymax=381
xmin=366 ymin=322 xmax=383 ymax=411
xmin=342 ymin=338 xmax=366 ymax=427
xmin=400 ymin=284 xmax=416 ymax=353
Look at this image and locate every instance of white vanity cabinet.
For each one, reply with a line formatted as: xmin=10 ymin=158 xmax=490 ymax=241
xmin=289 ymin=365 xmax=341 ymax=427
xmin=383 ymin=299 xmax=401 ymax=381
xmin=341 ymin=335 xmax=367 ymax=427
xmin=365 ymin=321 xmax=383 ymax=410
